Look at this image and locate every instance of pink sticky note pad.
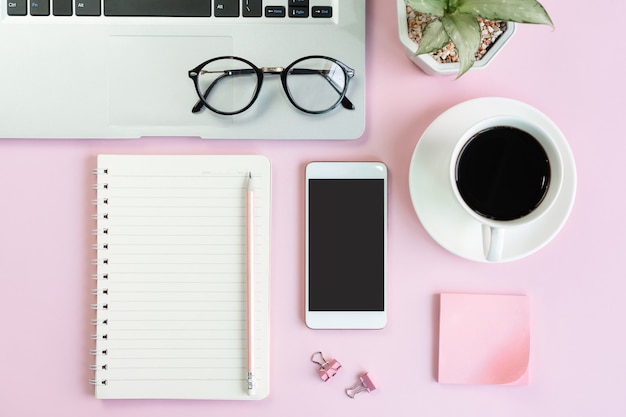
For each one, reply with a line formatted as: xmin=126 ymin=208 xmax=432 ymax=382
xmin=438 ymin=293 xmax=530 ymax=385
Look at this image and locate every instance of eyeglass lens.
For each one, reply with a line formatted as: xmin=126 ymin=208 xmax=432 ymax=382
xmin=285 ymin=57 xmax=348 ymax=113
xmin=195 ymin=58 xmax=259 ymax=115
xmin=193 ymin=57 xmax=350 ymax=115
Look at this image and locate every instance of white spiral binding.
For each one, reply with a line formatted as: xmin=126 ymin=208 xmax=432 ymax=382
xmin=91 ymin=166 xmax=110 ymax=390
xmin=91 ymin=273 xmax=109 ymax=280
xmin=90 ymin=348 xmax=108 ymax=356
xmin=89 ymin=379 xmax=107 ymax=386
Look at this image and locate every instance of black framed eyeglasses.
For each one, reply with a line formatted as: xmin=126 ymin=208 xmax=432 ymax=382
xmin=188 ymin=55 xmax=355 ymax=116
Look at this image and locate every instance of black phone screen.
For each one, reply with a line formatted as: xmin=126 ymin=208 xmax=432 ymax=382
xmin=308 ymin=179 xmax=385 ymax=311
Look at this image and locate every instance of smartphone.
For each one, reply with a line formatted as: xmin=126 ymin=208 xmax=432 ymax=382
xmin=305 ymin=161 xmax=387 ymax=329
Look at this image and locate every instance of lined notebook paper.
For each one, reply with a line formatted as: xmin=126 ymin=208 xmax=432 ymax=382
xmin=90 ymin=155 xmax=271 ymax=400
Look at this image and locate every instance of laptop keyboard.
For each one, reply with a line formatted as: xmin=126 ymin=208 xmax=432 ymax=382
xmin=7 ymin=0 xmax=334 ymax=18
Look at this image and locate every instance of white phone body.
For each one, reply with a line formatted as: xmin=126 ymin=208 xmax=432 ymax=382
xmin=305 ymin=161 xmax=388 ymax=329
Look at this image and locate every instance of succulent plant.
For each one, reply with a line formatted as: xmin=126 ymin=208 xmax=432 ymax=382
xmin=406 ymin=0 xmax=553 ymax=77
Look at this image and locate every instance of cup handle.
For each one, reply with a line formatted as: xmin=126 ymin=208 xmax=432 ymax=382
xmin=482 ymin=224 xmax=504 ymax=262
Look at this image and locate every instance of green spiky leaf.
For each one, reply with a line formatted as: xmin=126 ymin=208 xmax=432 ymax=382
xmin=415 ymin=20 xmax=451 ymax=55
xmin=457 ymin=0 xmax=553 ymax=26
xmin=405 ymin=0 xmax=447 ymax=18
xmin=441 ymin=13 xmax=481 ymax=78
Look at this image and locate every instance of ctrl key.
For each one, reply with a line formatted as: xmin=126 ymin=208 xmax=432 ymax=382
xmin=7 ymin=0 xmax=28 ymax=15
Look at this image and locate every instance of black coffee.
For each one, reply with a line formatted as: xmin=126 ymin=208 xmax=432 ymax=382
xmin=455 ymin=126 xmax=551 ymax=221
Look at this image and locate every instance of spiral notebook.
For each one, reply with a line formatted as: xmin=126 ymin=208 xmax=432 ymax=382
xmin=90 ymin=154 xmax=271 ymax=400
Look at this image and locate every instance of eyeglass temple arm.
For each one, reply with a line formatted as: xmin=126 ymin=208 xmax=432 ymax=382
xmin=191 ymin=69 xmax=256 ymax=113
xmin=289 ymin=68 xmax=355 ymax=110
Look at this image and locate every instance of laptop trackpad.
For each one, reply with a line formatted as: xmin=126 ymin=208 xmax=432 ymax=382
xmin=107 ymin=35 xmax=233 ymax=128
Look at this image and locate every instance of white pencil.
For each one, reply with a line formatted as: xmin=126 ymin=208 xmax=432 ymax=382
xmin=246 ymin=172 xmax=256 ymax=396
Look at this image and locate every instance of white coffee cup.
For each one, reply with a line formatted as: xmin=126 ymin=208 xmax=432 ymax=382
xmin=450 ymin=115 xmax=564 ymax=262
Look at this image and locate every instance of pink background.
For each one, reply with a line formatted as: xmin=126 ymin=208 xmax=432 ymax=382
xmin=1 ymin=0 xmax=625 ymax=415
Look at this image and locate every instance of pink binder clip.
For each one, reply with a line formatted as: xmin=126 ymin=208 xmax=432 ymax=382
xmin=311 ymin=351 xmax=342 ymax=381
xmin=345 ymin=372 xmax=376 ymax=398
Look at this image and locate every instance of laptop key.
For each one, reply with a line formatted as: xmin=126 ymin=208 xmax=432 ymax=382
xmin=312 ymin=6 xmax=332 ymax=18
xmin=289 ymin=6 xmax=308 ymax=18
xmin=53 ymin=0 xmax=72 ymax=15
xmin=7 ymin=0 xmax=28 ymax=15
xmin=265 ymin=6 xmax=285 ymax=17
xmin=242 ymin=0 xmax=262 ymax=17
xmin=214 ymin=0 xmax=238 ymax=17
xmin=104 ymin=0 xmax=211 ymax=17
xmin=30 ymin=0 xmax=50 ymax=15
xmin=76 ymin=0 xmax=101 ymax=16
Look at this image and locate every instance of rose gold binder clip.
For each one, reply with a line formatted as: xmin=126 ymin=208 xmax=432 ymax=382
xmin=345 ymin=372 xmax=376 ymax=398
xmin=311 ymin=351 xmax=342 ymax=381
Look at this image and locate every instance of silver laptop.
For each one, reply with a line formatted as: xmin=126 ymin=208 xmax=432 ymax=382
xmin=0 ymin=0 xmax=365 ymax=139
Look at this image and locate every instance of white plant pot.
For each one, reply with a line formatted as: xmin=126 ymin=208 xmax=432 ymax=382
xmin=397 ymin=0 xmax=516 ymax=76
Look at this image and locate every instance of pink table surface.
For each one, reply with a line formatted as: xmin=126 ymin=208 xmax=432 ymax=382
xmin=2 ymin=1 xmax=625 ymax=415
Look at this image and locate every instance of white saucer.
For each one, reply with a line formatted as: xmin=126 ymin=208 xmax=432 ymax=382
xmin=408 ymin=97 xmax=577 ymax=262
